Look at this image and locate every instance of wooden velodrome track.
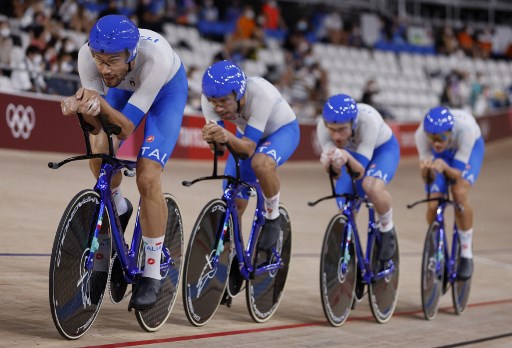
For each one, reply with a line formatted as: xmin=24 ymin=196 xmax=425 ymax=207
xmin=1 ymin=137 xmax=511 ymax=348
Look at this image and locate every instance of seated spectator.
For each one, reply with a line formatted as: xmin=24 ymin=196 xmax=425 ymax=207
xmin=457 ymin=25 xmax=475 ymax=56
xmin=260 ymin=0 xmax=287 ymax=32
xmin=475 ymin=27 xmax=493 ymax=59
xmin=46 ymin=50 xmax=78 ymax=96
xmin=227 ymin=5 xmax=264 ymax=61
xmin=11 ymin=45 xmax=46 ymax=92
xmin=199 ymin=0 xmax=219 ymax=23
xmin=186 ymin=65 xmax=203 ymax=111
xmin=0 ymin=18 xmax=14 ymax=74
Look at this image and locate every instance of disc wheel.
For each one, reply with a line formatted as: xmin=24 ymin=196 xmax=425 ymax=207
xmin=246 ymin=205 xmax=292 ymax=323
xmin=319 ymin=214 xmax=356 ymax=327
xmin=452 ymin=235 xmax=472 ymax=314
xmin=420 ymin=222 xmax=444 ymax=320
xmin=49 ymin=190 xmax=110 ymax=339
xmin=135 ymin=194 xmax=184 ymax=331
xmin=182 ymin=199 xmax=233 ymax=326
xmin=368 ymin=231 xmax=400 ymax=323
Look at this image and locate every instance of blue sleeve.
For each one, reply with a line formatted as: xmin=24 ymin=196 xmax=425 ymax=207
xmin=105 ymin=88 xmax=133 ymax=111
xmin=121 ymin=103 xmax=145 ymax=125
xmin=452 ymin=159 xmax=466 ymax=172
xmin=352 ymin=151 xmax=370 ymax=168
xmin=243 ymin=125 xmax=263 ymax=144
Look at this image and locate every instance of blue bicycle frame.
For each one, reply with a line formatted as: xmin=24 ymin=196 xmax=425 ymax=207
xmin=184 ymin=142 xmax=284 ymax=280
xmin=54 ymin=114 xmax=172 ymax=284
xmin=223 ymin=180 xmax=284 ymax=279
xmin=432 ymin=198 xmax=460 ymax=285
xmin=340 ymin=195 xmax=396 ymax=285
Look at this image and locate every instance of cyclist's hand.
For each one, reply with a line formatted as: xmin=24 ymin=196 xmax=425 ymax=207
xmin=203 ymin=122 xmax=228 ymax=144
xmin=331 ymin=148 xmax=348 ymax=169
xmin=61 ymin=95 xmax=79 ymax=116
xmin=77 ymin=88 xmax=101 ymax=116
xmin=320 ymin=148 xmax=333 ymax=171
xmin=432 ymin=158 xmax=448 ymax=174
xmin=419 ymin=159 xmax=432 ymax=170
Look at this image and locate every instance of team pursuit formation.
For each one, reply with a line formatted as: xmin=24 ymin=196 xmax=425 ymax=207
xmin=48 ymin=14 xmax=484 ymax=339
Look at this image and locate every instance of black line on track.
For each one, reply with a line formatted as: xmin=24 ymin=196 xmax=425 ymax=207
xmin=434 ymin=331 xmax=512 ymax=347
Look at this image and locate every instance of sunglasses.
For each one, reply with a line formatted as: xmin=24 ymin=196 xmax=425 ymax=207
xmin=426 ymin=131 xmax=451 ymax=142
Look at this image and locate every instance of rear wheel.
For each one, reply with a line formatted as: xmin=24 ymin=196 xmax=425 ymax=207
xmin=368 ymin=231 xmax=400 ymax=323
xmin=135 ymin=194 xmax=184 ymax=331
xmin=452 ymin=234 xmax=472 ymax=314
xmin=246 ymin=205 xmax=292 ymax=323
xmin=49 ymin=190 xmax=110 ymax=339
xmin=182 ymin=199 xmax=233 ymax=326
xmin=319 ymin=214 xmax=356 ymax=327
xmin=421 ymin=222 xmax=444 ymax=320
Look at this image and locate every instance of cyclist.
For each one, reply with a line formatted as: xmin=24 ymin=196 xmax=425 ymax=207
xmin=60 ymin=15 xmax=188 ymax=310
xmin=200 ymin=59 xmax=300 ymax=259
xmin=415 ymin=106 xmax=484 ymax=280
xmin=317 ymin=94 xmax=400 ymax=262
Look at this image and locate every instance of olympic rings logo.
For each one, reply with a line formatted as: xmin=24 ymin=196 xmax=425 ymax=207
xmin=5 ymin=103 xmax=36 ymax=139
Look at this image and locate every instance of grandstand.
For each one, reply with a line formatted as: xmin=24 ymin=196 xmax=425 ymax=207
xmin=0 ymin=0 xmax=511 ymax=123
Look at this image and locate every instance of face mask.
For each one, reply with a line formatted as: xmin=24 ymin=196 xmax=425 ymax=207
xmin=65 ymin=43 xmax=76 ymax=52
xmin=45 ymin=50 xmax=55 ymax=61
xmin=0 ymin=28 xmax=10 ymax=37
xmin=60 ymin=61 xmax=73 ymax=73
xmin=245 ymin=10 xmax=255 ymax=19
xmin=32 ymin=55 xmax=42 ymax=65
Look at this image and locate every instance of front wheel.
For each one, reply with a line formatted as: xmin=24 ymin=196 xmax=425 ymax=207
xmin=49 ymin=190 xmax=110 ymax=339
xmin=452 ymin=234 xmax=472 ymax=314
xmin=368 ymin=231 xmax=400 ymax=324
xmin=246 ymin=205 xmax=292 ymax=323
xmin=182 ymin=199 xmax=233 ymax=326
xmin=135 ymin=194 xmax=184 ymax=331
xmin=319 ymin=214 xmax=356 ymax=327
xmin=421 ymin=222 xmax=444 ymax=320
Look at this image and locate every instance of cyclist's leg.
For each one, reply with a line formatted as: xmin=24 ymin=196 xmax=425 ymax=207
xmin=90 ymin=88 xmax=135 ymax=219
xmin=425 ymin=163 xmax=449 ymax=224
xmin=130 ymin=66 xmax=187 ymax=309
xmin=252 ymin=121 xmax=299 ymax=251
xmin=450 ymin=137 xmax=484 ymax=279
xmin=361 ymin=136 xmax=400 ymax=260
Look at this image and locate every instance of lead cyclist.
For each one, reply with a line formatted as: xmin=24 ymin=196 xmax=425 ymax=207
xmin=60 ymin=14 xmax=188 ymax=310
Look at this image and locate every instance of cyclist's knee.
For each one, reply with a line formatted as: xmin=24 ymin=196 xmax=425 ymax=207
xmin=251 ymin=153 xmax=276 ymax=176
xmin=451 ymin=180 xmax=470 ymax=203
xmin=362 ymin=177 xmax=385 ymax=198
xmin=136 ymin=168 xmax=162 ymax=197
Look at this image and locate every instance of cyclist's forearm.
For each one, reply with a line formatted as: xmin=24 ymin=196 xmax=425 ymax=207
xmin=225 ymin=133 xmax=256 ymax=158
xmin=441 ymin=165 xmax=461 ymax=181
xmin=98 ymin=98 xmax=135 ymax=139
xmin=345 ymin=153 xmax=365 ymax=179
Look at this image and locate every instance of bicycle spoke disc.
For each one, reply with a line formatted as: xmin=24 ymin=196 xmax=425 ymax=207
xmin=421 ymin=222 xmax=444 ymax=320
xmin=183 ymin=199 xmax=232 ymax=326
xmin=319 ymin=215 xmax=355 ymax=327
xmin=246 ymin=205 xmax=292 ymax=323
xmin=452 ymin=241 xmax=472 ymax=314
xmin=136 ymin=194 xmax=184 ymax=331
xmin=368 ymin=234 xmax=400 ymax=323
xmin=49 ymin=190 xmax=109 ymax=339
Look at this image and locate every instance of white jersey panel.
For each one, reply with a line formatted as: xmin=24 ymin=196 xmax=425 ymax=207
xmin=201 ymin=77 xmax=296 ymax=138
xmin=415 ymin=109 xmax=481 ymax=164
xmin=78 ymin=28 xmax=181 ymax=114
xmin=316 ymin=103 xmax=392 ymax=160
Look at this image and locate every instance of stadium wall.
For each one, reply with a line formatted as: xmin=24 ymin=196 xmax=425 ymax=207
xmin=1 ymin=91 xmax=511 ymax=160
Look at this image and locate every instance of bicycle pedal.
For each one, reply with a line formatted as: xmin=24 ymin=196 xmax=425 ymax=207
xmin=220 ymin=291 xmax=232 ymax=308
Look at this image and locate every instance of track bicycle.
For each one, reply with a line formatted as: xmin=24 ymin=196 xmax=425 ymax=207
xmin=308 ymin=165 xmax=399 ymax=326
xmin=407 ymin=176 xmax=471 ymax=320
xmin=181 ymin=142 xmax=292 ymax=326
xmin=48 ymin=114 xmax=183 ymax=339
